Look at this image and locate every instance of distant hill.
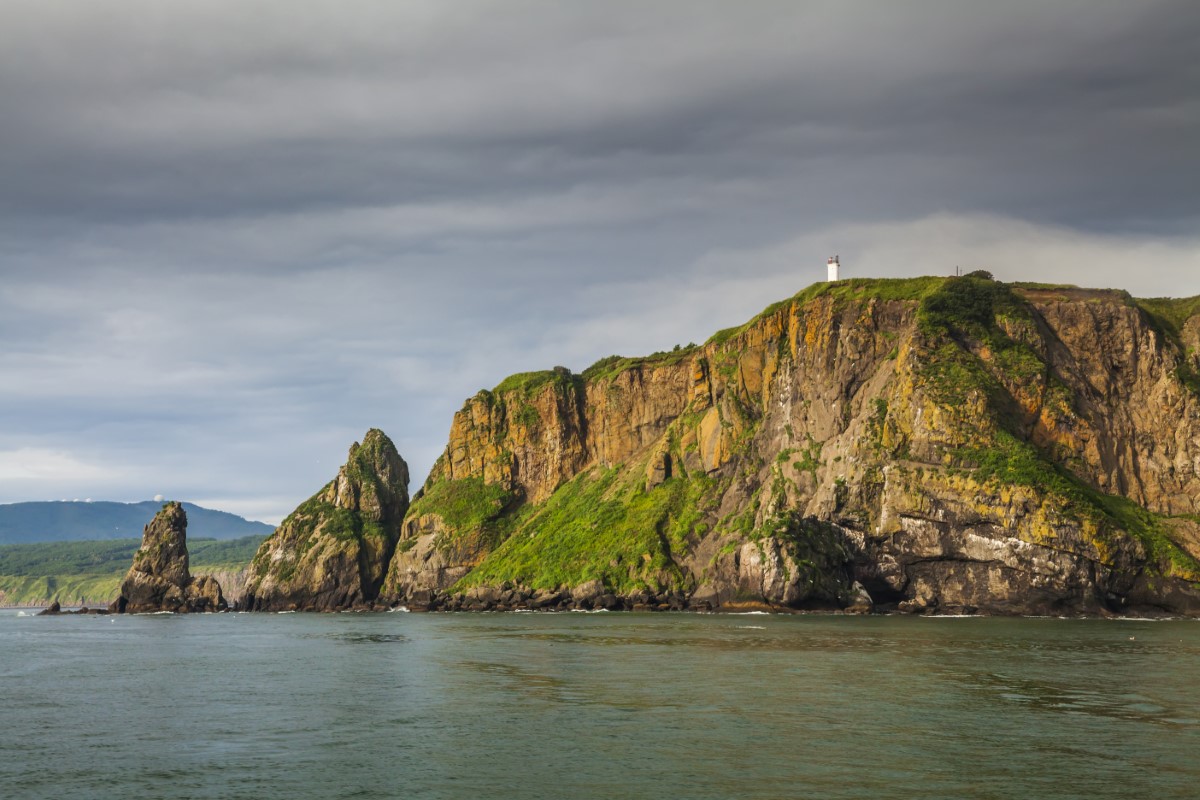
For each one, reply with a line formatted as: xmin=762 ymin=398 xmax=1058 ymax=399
xmin=0 ymin=501 xmax=274 ymax=545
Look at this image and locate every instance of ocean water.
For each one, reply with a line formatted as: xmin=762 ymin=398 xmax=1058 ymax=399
xmin=1 ymin=611 xmax=1197 ymax=800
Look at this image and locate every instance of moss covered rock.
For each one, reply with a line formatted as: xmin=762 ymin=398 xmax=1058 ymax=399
xmin=243 ymin=429 xmax=409 ymax=611
xmin=110 ymin=502 xmax=226 ymax=613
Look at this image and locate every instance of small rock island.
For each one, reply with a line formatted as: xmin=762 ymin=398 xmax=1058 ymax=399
xmin=108 ymin=501 xmax=227 ymax=613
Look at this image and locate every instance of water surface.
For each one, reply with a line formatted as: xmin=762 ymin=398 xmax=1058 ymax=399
xmin=2 ymin=611 xmax=1197 ymax=799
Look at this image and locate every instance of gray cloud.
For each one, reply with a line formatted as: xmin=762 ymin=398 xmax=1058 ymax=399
xmin=0 ymin=1 xmax=1197 ymax=521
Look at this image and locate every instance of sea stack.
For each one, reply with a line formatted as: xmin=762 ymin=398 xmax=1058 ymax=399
xmin=242 ymin=429 xmax=409 ymax=611
xmin=110 ymin=501 xmax=227 ymax=613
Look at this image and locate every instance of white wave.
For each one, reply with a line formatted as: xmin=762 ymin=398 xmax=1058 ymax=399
xmin=387 ymin=606 xmax=410 ymax=613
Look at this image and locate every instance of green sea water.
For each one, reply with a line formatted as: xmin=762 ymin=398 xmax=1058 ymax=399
xmin=2 ymin=610 xmax=1197 ymax=799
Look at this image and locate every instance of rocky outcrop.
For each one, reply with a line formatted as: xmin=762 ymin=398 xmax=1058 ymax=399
xmin=384 ymin=277 xmax=1200 ymax=616
xmin=242 ymin=429 xmax=409 ymax=611
xmin=38 ymin=601 xmax=111 ymax=616
xmin=109 ymin=502 xmax=227 ymax=613
xmin=195 ymin=567 xmax=248 ymax=608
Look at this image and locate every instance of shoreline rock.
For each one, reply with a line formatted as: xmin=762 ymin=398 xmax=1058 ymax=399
xmin=241 ymin=429 xmax=410 ymax=612
xmin=109 ymin=502 xmax=227 ymax=614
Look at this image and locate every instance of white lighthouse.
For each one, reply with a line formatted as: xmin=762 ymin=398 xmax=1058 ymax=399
xmin=827 ymin=255 xmax=840 ymax=282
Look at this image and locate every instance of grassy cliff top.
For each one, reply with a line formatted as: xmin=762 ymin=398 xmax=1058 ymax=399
xmin=491 ymin=367 xmax=578 ymax=396
xmin=477 ymin=275 xmax=1199 ymax=400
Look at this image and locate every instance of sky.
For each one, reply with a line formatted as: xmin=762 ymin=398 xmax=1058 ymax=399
xmin=1 ymin=1 xmax=1197 ymax=524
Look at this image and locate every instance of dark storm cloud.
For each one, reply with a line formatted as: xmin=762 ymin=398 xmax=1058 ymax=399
xmin=0 ymin=1 xmax=1196 ymax=520
xmin=2 ymin=0 xmax=1196 ymax=229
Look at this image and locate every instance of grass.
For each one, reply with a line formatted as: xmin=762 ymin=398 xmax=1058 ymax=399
xmin=493 ymin=369 xmax=566 ymax=396
xmin=1131 ymin=295 xmax=1200 ymax=397
xmin=706 ymin=276 xmax=949 ymax=347
xmin=0 ymin=535 xmax=267 ymax=606
xmin=457 ymin=467 xmax=718 ymax=594
xmin=581 ymin=345 xmax=700 ymax=383
xmin=489 ymin=367 xmax=584 ymax=407
xmin=0 ymin=535 xmax=265 ymax=575
xmin=0 ymin=574 xmax=123 ymax=607
xmin=793 ymin=436 xmax=823 ymax=476
xmin=913 ymin=277 xmax=1051 ymax=413
xmin=407 ymin=477 xmax=515 ymax=536
xmin=959 ymin=429 xmax=1200 ymax=581
xmin=1133 ymin=295 xmax=1200 ymax=342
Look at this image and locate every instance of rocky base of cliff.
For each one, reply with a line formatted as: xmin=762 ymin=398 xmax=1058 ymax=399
xmin=390 ymin=582 xmax=844 ymax=613
xmin=110 ymin=572 xmax=226 ymax=614
xmin=385 ymin=578 xmax=1195 ymax=616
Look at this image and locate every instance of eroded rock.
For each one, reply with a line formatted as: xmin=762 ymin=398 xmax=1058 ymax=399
xmin=110 ymin=502 xmax=227 ymax=614
xmin=242 ymin=429 xmax=409 ymax=611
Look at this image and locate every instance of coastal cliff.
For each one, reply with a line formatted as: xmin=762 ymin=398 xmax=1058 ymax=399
xmin=381 ymin=276 xmax=1200 ymax=615
xmin=243 ymin=429 xmax=409 ymax=611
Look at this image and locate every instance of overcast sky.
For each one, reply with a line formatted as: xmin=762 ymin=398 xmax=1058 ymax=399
xmin=1 ymin=1 xmax=1197 ymax=523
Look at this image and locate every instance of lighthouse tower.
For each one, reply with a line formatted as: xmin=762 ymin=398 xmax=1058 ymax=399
xmin=827 ymin=255 xmax=840 ymax=282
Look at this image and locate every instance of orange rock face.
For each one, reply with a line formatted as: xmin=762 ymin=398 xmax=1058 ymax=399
xmin=385 ymin=279 xmax=1200 ymax=615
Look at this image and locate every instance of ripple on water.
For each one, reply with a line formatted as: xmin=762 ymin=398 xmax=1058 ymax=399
xmin=1 ymin=613 xmax=1198 ymax=800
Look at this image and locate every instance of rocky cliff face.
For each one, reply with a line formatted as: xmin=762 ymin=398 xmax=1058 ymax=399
xmin=110 ymin=502 xmax=226 ymax=613
xmin=243 ymin=429 xmax=409 ymax=611
xmin=383 ymin=277 xmax=1200 ymax=615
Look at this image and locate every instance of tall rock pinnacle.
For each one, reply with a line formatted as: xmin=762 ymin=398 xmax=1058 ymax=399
xmin=110 ymin=501 xmax=227 ymax=613
xmin=242 ymin=429 xmax=410 ymax=611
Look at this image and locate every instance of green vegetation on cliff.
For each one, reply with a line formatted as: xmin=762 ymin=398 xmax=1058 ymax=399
xmin=244 ymin=429 xmax=409 ymax=610
xmin=960 ymin=429 xmax=1200 ymax=581
xmin=458 ymin=467 xmax=717 ymax=594
xmin=582 ymin=346 xmax=700 ymax=383
xmin=1133 ymin=295 xmax=1200 ymax=342
xmin=708 ymin=276 xmax=949 ymax=346
xmin=493 ymin=368 xmax=572 ymax=396
xmin=408 ymin=477 xmax=515 ymax=544
xmin=1133 ymin=294 xmax=1200 ymax=396
xmin=912 ymin=277 xmax=1200 ymax=580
